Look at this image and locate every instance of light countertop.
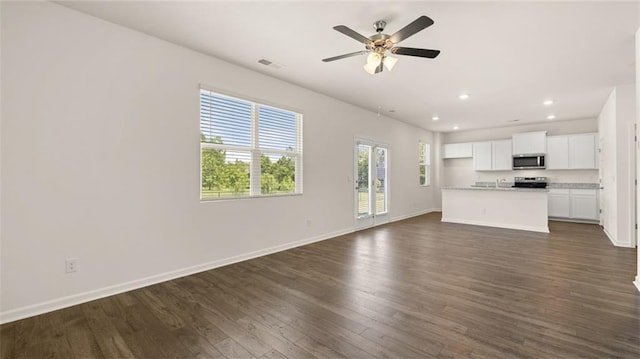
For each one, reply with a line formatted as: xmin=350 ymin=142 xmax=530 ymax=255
xmin=472 ymin=181 xmax=598 ymax=189
xmin=442 ymin=186 xmax=549 ymax=192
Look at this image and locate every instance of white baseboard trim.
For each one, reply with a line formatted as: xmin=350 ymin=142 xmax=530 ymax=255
xmin=390 ymin=208 xmax=440 ymax=222
xmin=0 ymin=227 xmax=354 ymax=324
xmin=602 ymin=228 xmax=635 ymax=248
xmin=548 ymin=217 xmax=599 ymax=225
xmin=603 ymin=228 xmax=616 ymax=244
xmin=441 ymin=217 xmax=549 ymax=233
xmin=634 ymin=277 xmax=640 ymax=293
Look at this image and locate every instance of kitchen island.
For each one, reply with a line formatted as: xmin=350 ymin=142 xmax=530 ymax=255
xmin=441 ymin=186 xmax=549 ymax=233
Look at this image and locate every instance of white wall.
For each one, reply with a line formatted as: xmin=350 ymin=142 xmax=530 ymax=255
xmin=615 ymin=85 xmax=636 ymax=248
xmin=599 ymin=90 xmax=618 ymax=242
xmin=634 ymin=26 xmax=640 ymax=291
xmin=598 ymin=85 xmax=636 ymax=248
xmin=0 ymin=2 xmax=439 ymax=322
xmin=0 ymin=1 xmax=3 ymax=316
xmin=441 ymin=118 xmax=600 ymax=187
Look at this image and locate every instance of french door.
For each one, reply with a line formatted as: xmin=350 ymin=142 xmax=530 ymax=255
xmin=355 ymin=139 xmax=389 ymax=229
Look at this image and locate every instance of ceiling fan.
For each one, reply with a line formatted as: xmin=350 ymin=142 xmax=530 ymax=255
xmin=322 ymin=16 xmax=440 ymax=74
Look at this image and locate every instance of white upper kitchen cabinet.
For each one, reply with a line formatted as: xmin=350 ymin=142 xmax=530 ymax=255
xmin=545 ymin=133 xmax=598 ymax=170
xmin=472 ymin=142 xmax=492 ymax=171
xmin=442 ymin=143 xmax=473 ymax=159
xmin=569 ymin=133 xmax=598 ymax=169
xmin=546 ymin=136 xmax=569 ymax=169
xmin=473 ymin=140 xmax=511 ymax=171
xmin=512 ymin=131 xmax=547 ymax=155
xmin=491 ymin=140 xmax=512 ymax=170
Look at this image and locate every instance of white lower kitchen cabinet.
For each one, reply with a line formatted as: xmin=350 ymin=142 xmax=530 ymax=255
xmin=548 ymin=189 xmax=570 ymax=217
xmin=570 ymin=189 xmax=599 ymax=220
xmin=548 ymin=188 xmax=598 ymax=221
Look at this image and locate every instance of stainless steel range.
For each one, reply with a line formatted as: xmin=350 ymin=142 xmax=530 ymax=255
xmin=512 ymin=177 xmax=548 ymax=188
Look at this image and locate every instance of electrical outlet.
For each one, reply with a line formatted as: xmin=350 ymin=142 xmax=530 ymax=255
xmin=65 ymin=258 xmax=78 ymax=273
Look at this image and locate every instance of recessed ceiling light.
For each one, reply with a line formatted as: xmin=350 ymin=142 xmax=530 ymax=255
xmin=543 ymin=99 xmax=554 ymax=106
xmin=547 ymin=114 xmax=556 ymax=120
xmin=453 ymin=126 xmax=459 ymax=130
xmin=432 ymin=116 xmax=439 ymax=121
xmin=458 ymin=93 xmax=470 ymax=100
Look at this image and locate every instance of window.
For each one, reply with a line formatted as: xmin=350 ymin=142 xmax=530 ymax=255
xmin=419 ymin=142 xmax=430 ymax=186
xmin=200 ymin=88 xmax=302 ymax=200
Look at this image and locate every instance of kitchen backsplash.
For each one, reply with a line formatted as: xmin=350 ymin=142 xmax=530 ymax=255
xmin=441 ymin=158 xmax=599 ymax=187
xmin=476 ymin=169 xmax=599 ymax=184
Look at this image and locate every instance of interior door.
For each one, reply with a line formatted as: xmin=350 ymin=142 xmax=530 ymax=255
xmin=355 ymin=139 xmax=389 ymax=229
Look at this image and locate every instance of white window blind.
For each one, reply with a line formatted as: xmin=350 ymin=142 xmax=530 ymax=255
xmin=200 ymin=93 xmax=252 ymax=147
xmin=200 ymin=88 xmax=303 ymax=200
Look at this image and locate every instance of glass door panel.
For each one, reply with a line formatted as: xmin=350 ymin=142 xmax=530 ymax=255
xmin=375 ymin=147 xmax=387 ymax=214
xmin=355 ymin=139 xmax=389 ymax=229
xmin=357 ymin=144 xmax=371 ymax=218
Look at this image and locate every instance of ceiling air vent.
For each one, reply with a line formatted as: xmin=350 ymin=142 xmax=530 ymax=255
xmin=257 ymin=58 xmax=283 ymax=69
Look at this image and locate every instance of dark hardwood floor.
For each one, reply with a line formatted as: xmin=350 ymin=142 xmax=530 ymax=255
xmin=2 ymin=212 xmax=639 ymax=358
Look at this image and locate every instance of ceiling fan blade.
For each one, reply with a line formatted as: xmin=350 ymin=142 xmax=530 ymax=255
xmin=392 ymin=47 xmax=440 ymax=58
xmin=322 ymin=51 xmax=369 ymax=62
xmin=333 ymin=25 xmax=373 ymax=45
xmin=375 ymin=62 xmax=383 ymax=74
xmin=389 ymin=16 xmax=434 ymax=44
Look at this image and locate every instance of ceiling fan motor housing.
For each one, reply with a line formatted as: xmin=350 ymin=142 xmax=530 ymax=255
xmin=367 ymin=33 xmax=393 ymax=53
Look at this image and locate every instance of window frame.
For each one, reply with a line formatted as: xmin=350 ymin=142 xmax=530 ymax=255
xmin=419 ymin=141 xmax=431 ymax=187
xmin=199 ymin=87 xmax=303 ymax=201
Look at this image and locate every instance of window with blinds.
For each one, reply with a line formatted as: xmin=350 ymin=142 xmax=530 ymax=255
xmin=200 ymin=89 xmax=303 ymax=200
xmin=419 ymin=142 xmax=430 ymax=186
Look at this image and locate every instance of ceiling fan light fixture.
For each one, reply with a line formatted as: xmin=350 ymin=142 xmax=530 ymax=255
xmin=366 ymin=52 xmax=382 ymax=67
xmin=363 ymin=62 xmax=378 ymax=74
xmin=382 ymin=55 xmax=398 ymax=71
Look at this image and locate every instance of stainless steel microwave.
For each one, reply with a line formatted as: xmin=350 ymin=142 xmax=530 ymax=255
xmin=512 ymin=154 xmax=545 ymax=170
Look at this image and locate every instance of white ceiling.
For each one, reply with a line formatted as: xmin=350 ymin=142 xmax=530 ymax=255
xmin=57 ymin=1 xmax=638 ymax=132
